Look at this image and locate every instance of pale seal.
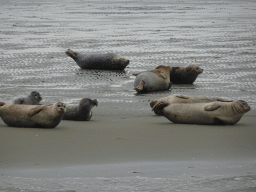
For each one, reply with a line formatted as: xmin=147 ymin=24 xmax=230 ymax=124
xmin=151 ymin=94 xmax=233 ymax=116
xmin=14 ymin=91 xmax=42 ymax=105
xmin=153 ymin=100 xmax=250 ymax=125
xmin=65 ymin=49 xmax=130 ymax=70
xmin=169 ymin=64 xmax=203 ymax=84
xmin=133 ymin=65 xmax=172 ymax=93
xmin=62 ymin=98 xmax=98 ymax=121
xmin=0 ymin=102 xmax=66 ymax=128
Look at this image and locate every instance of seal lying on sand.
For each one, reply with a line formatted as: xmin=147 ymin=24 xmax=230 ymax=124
xmin=65 ymin=49 xmax=130 ymax=70
xmin=62 ymin=98 xmax=98 ymax=121
xmin=151 ymin=94 xmax=233 ymax=116
xmin=14 ymin=91 xmax=42 ymax=105
xmin=133 ymin=65 xmax=172 ymax=93
xmin=169 ymin=64 xmax=203 ymax=84
xmin=153 ymin=100 xmax=250 ymax=125
xmin=0 ymin=102 xmax=66 ymax=128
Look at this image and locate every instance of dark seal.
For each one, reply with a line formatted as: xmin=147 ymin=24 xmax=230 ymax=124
xmin=14 ymin=91 xmax=42 ymax=105
xmin=169 ymin=64 xmax=203 ymax=84
xmin=65 ymin=49 xmax=130 ymax=70
xmin=62 ymin=98 xmax=98 ymax=121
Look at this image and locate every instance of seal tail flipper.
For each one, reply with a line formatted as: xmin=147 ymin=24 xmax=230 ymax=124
xmin=134 ymin=80 xmax=146 ymax=92
xmin=150 ymin=100 xmax=157 ymax=108
xmin=65 ymin=49 xmax=77 ymax=60
xmin=0 ymin=102 xmax=6 ymax=107
xmin=151 ymin=101 xmax=169 ymax=116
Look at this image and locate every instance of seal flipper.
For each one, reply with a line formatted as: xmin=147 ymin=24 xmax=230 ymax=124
xmin=204 ymin=102 xmax=221 ymax=111
xmin=132 ymin=71 xmax=144 ymax=76
xmin=65 ymin=49 xmax=78 ymax=60
xmin=134 ymin=80 xmax=146 ymax=92
xmin=176 ymin=95 xmax=189 ymax=99
xmin=152 ymin=101 xmax=169 ymax=113
xmin=215 ymin=98 xmax=233 ymax=102
xmin=28 ymin=106 xmax=45 ymax=117
xmin=160 ymin=71 xmax=167 ymax=79
xmin=213 ymin=117 xmax=226 ymax=125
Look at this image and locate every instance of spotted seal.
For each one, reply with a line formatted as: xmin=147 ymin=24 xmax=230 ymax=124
xmin=151 ymin=94 xmax=233 ymax=115
xmin=153 ymin=100 xmax=250 ymax=125
xmin=0 ymin=102 xmax=66 ymax=128
xmin=133 ymin=65 xmax=172 ymax=93
xmin=65 ymin=49 xmax=130 ymax=70
xmin=62 ymin=98 xmax=98 ymax=121
xmin=169 ymin=64 xmax=203 ymax=84
xmin=14 ymin=91 xmax=42 ymax=105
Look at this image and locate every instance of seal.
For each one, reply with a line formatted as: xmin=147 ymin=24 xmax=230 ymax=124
xmin=150 ymin=94 xmax=233 ymax=116
xmin=14 ymin=91 xmax=42 ymax=105
xmin=62 ymin=98 xmax=98 ymax=121
xmin=65 ymin=49 xmax=130 ymax=70
xmin=169 ymin=64 xmax=203 ymax=84
xmin=0 ymin=102 xmax=66 ymax=128
xmin=133 ymin=65 xmax=172 ymax=93
xmin=153 ymin=100 xmax=250 ymax=125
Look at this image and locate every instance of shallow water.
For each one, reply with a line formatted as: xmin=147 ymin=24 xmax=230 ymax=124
xmin=0 ymin=0 xmax=256 ymax=191
xmin=1 ymin=0 xmax=256 ymax=115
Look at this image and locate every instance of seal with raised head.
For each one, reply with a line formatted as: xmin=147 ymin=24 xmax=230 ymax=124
xmin=153 ymin=100 xmax=250 ymax=125
xmin=133 ymin=65 xmax=172 ymax=93
xmin=62 ymin=98 xmax=98 ymax=121
xmin=169 ymin=64 xmax=203 ymax=84
xmin=150 ymin=94 xmax=233 ymax=116
xmin=14 ymin=91 xmax=42 ymax=105
xmin=65 ymin=49 xmax=130 ymax=70
xmin=0 ymin=102 xmax=66 ymax=128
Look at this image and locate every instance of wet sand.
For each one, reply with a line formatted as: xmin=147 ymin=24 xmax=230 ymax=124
xmin=1 ymin=109 xmax=256 ymax=179
xmin=0 ymin=0 xmax=256 ymax=190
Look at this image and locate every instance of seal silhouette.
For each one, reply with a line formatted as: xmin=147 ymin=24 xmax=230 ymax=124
xmin=154 ymin=100 xmax=250 ymax=125
xmin=133 ymin=65 xmax=172 ymax=93
xmin=150 ymin=94 xmax=233 ymax=116
xmin=65 ymin=49 xmax=130 ymax=70
xmin=169 ymin=64 xmax=203 ymax=84
xmin=0 ymin=102 xmax=66 ymax=128
xmin=14 ymin=91 xmax=42 ymax=105
xmin=62 ymin=98 xmax=98 ymax=121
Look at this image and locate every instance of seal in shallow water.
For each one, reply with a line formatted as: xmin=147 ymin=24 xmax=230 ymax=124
xmin=153 ymin=100 xmax=250 ymax=125
xmin=0 ymin=102 xmax=66 ymax=128
xmin=133 ymin=65 xmax=172 ymax=93
xmin=169 ymin=64 xmax=203 ymax=84
xmin=62 ymin=98 xmax=98 ymax=121
xmin=65 ymin=49 xmax=130 ymax=70
xmin=14 ymin=91 xmax=42 ymax=105
xmin=150 ymin=94 xmax=233 ymax=116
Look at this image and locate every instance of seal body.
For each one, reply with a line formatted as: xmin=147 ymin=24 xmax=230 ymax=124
xmin=14 ymin=91 xmax=42 ymax=105
xmin=150 ymin=94 xmax=233 ymax=116
xmin=169 ymin=64 xmax=203 ymax=84
xmin=133 ymin=65 xmax=172 ymax=93
xmin=155 ymin=100 xmax=250 ymax=125
xmin=65 ymin=49 xmax=130 ymax=70
xmin=62 ymin=98 xmax=98 ymax=121
xmin=0 ymin=102 xmax=66 ymax=128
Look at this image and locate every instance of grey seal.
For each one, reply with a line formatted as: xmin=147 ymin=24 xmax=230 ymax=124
xmin=0 ymin=102 xmax=66 ymax=128
xmin=133 ymin=65 xmax=172 ymax=93
xmin=153 ymin=100 xmax=250 ymax=125
xmin=65 ymin=49 xmax=130 ymax=70
xmin=169 ymin=64 xmax=203 ymax=84
xmin=62 ymin=98 xmax=98 ymax=121
xmin=151 ymin=94 xmax=233 ymax=115
xmin=14 ymin=91 xmax=42 ymax=105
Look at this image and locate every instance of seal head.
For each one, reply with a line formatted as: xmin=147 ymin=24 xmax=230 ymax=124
xmin=14 ymin=91 xmax=42 ymax=105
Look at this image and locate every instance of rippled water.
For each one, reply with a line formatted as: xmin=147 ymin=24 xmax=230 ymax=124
xmin=1 ymin=0 xmax=256 ymax=115
xmin=0 ymin=0 xmax=256 ymax=191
